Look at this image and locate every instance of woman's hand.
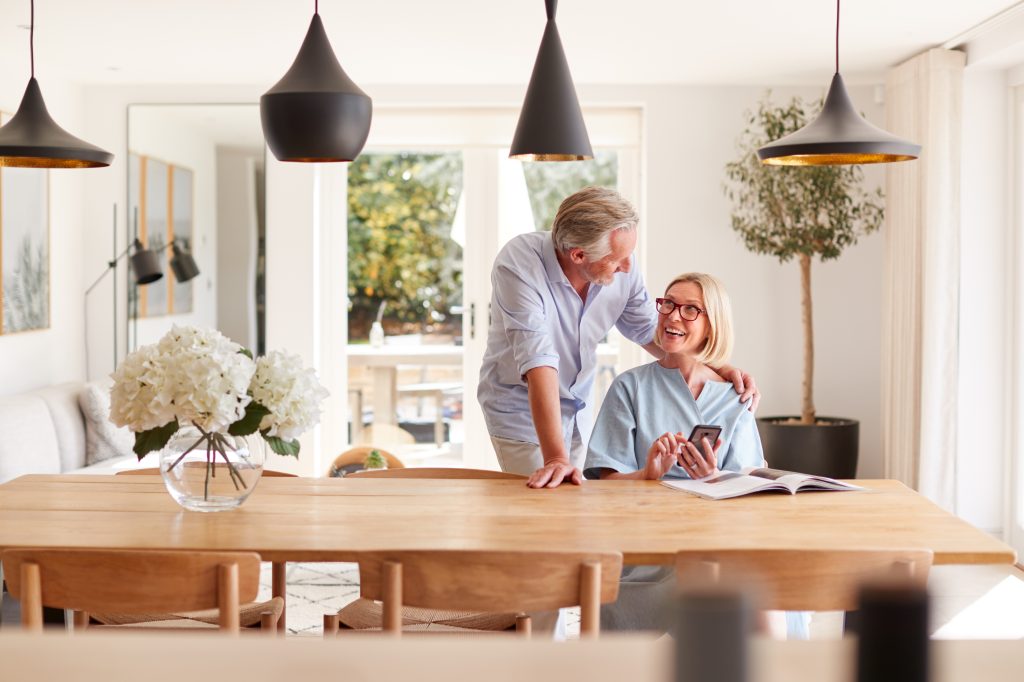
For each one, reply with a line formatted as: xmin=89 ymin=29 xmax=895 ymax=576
xmin=644 ymin=432 xmax=684 ymax=480
xmin=678 ymin=435 xmax=722 ymax=479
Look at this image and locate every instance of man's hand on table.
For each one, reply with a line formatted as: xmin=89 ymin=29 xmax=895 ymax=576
xmin=527 ymin=458 xmax=583 ymax=488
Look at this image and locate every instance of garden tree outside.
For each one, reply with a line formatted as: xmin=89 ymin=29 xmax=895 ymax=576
xmin=724 ymin=96 xmax=884 ymax=425
xmin=347 ymin=153 xmax=463 ymax=340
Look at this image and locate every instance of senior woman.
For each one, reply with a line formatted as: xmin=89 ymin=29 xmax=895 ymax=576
xmin=583 ymin=273 xmax=804 ymax=636
xmin=584 ymin=271 xmax=762 ymax=483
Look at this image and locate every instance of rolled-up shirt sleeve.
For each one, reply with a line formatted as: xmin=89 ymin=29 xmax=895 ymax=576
xmin=583 ymin=374 xmax=640 ymax=479
xmin=492 ymin=262 xmax=559 ymax=378
xmin=615 ymin=263 xmax=657 ymax=346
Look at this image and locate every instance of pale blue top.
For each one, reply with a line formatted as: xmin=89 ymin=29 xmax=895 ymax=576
xmin=584 ymin=361 xmax=764 ymax=479
xmin=478 ymin=231 xmax=657 ymax=445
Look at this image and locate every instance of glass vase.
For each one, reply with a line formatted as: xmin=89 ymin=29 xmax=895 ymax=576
xmin=159 ymin=426 xmax=265 ymax=512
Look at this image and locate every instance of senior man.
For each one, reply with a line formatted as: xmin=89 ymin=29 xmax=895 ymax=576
xmin=478 ymin=186 xmax=758 ymax=488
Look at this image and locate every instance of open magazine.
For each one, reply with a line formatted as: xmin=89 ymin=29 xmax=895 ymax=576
xmin=660 ymin=466 xmax=864 ymax=500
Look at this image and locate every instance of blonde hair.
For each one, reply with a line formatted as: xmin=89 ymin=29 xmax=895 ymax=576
xmin=656 ymin=272 xmax=734 ymax=367
xmin=551 ymin=187 xmax=638 ymax=260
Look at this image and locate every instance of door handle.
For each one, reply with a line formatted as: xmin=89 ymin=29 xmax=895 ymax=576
xmin=470 ymin=302 xmax=476 ymax=340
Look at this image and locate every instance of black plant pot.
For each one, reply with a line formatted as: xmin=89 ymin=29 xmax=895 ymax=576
xmin=756 ymin=416 xmax=859 ymax=479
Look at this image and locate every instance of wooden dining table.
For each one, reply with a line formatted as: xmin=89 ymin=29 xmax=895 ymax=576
xmin=0 ymin=475 xmax=1015 ymax=631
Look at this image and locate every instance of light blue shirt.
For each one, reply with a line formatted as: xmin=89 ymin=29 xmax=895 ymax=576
xmin=478 ymin=231 xmax=657 ymax=445
xmin=584 ymin=362 xmax=764 ymax=479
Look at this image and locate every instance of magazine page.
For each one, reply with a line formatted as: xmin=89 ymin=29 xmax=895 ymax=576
xmin=660 ymin=470 xmax=784 ymax=500
xmin=740 ymin=466 xmax=864 ymax=492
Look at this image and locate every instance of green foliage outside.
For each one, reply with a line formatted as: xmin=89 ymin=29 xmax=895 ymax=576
xmin=347 ymin=153 xmax=463 ymax=340
xmin=723 ymin=96 xmax=884 ymax=423
xmin=522 ymin=151 xmax=619 ymax=231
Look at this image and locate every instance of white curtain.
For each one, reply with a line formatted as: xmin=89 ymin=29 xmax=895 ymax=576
xmin=882 ymin=48 xmax=966 ymax=510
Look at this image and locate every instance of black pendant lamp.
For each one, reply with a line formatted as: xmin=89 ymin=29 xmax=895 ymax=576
xmin=757 ymin=0 xmax=920 ymax=166
xmin=510 ymin=0 xmax=593 ymax=161
xmin=169 ymin=242 xmax=201 ymax=283
xmin=0 ymin=0 xmax=112 ymax=169
xmin=260 ymin=0 xmax=372 ymax=163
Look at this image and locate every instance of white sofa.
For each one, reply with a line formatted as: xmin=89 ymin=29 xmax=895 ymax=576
xmin=0 ymin=382 xmax=149 ymax=484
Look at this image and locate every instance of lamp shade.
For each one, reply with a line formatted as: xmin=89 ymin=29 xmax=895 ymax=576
xmin=509 ymin=0 xmax=593 ymax=161
xmin=756 ymin=73 xmax=920 ymax=166
xmin=260 ymin=13 xmax=372 ymax=163
xmin=170 ymin=244 xmax=200 ymax=283
xmin=0 ymin=78 xmax=113 ymax=168
xmin=129 ymin=241 xmax=163 ymax=286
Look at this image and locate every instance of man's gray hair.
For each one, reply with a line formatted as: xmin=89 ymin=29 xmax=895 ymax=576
xmin=550 ymin=187 xmax=639 ymax=261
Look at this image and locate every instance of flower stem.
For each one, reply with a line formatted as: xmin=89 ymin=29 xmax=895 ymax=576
xmin=212 ymin=434 xmax=247 ymax=491
xmin=166 ymin=431 xmax=210 ymax=473
xmin=204 ymin=441 xmax=212 ymax=501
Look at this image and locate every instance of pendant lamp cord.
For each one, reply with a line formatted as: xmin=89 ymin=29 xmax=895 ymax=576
xmin=834 ymin=0 xmax=840 ymax=74
xmin=314 ymin=0 xmax=318 ymax=15
xmin=30 ymin=0 xmax=35 ymax=78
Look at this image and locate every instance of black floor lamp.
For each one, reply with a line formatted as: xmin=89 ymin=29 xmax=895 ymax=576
xmin=84 ymin=205 xmax=199 ymax=379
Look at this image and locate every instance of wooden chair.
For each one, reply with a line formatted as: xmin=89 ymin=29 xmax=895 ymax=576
xmin=1 ymin=548 xmax=278 ymax=634
xmin=347 ymin=467 xmax=524 ymax=480
xmin=328 ymin=447 xmax=405 ymax=477
xmin=116 ymin=468 xmax=296 ymax=477
xmin=325 ymin=550 xmax=622 ymax=638
xmin=674 ymin=548 xmax=932 ymax=612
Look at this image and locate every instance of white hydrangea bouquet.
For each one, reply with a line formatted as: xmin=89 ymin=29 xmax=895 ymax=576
xmin=110 ymin=325 xmax=328 ymax=478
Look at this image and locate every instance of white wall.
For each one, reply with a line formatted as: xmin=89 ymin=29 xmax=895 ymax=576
xmin=0 ymin=73 xmax=90 ymax=395
xmin=124 ymin=106 xmax=218 ymax=352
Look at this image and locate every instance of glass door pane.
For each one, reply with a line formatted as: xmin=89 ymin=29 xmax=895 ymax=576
xmin=346 ymin=152 xmax=465 ymax=463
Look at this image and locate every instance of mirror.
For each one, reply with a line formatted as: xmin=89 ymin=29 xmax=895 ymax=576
xmin=126 ymin=104 xmax=266 ymax=355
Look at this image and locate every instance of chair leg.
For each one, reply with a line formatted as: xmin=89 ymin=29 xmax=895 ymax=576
xmin=218 ymin=562 xmax=241 ymax=634
xmin=382 ymin=561 xmax=403 ymax=636
xmin=73 ymin=611 xmax=90 ymax=631
xmin=516 ymin=614 xmax=532 ymax=638
xmin=272 ymin=561 xmax=287 ymax=633
xmin=323 ymin=613 xmax=340 ymax=636
xmin=20 ymin=562 xmax=43 ymax=633
xmin=261 ymin=610 xmax=279 ymax=635
xmin=434 ymin=396 xmax=444 ymax=448
xmin=579 ymin=561 xmax=601 ymax=638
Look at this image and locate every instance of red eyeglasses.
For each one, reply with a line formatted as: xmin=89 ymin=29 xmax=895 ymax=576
xmin=655 ymin=298 xmax=704 ymax=321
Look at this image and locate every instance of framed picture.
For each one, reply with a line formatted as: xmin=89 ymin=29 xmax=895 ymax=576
xmin=128 ymin=153 xmax=194 ymax=317
xmin=0 ymin=111 xmax=50 ymax=334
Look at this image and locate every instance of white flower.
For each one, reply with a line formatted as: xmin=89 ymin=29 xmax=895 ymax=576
xmin=251 ymin=350 xmax=329 ymax=441
xmin=109 ymin=343 xmax=173 ymax=431
xmin=110 ymin=325 xmax=255 ymax=433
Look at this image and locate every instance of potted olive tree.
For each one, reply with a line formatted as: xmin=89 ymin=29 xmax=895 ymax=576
xmin=724 ymin=96 xmax=884 ymax=478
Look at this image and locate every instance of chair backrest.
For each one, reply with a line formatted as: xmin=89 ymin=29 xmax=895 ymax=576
xmin=116 ymin=467 xmax=296 ymax=477
xmin=675 ymin=548 xmax=933 ymax=612
xmin=2 ymin=548 xmax=262 ymax=633
xmin=347 ymin=467 xmax=524 ymax=480
xmin=358 ymin=550 xmax=622 ymax=637
xmin=328 ymin=447 xmax=405 ymax=476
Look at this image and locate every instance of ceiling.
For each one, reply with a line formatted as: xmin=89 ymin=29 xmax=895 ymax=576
xmin=0 ymin=0 xmax=1019 ymax=87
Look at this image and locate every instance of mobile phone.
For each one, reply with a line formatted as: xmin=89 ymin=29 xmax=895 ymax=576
xmin=687 ymin=424 xmax=722 ymax=447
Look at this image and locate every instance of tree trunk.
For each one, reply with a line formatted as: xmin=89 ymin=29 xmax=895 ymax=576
xmin=799 ymin=253 xmax=816 ymax=425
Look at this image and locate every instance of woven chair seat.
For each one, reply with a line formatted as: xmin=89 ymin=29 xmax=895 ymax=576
xmin=336 ymin=597 xmax=517 ymax=631
xmin=91 ymin=596 xmax=284 ymax=628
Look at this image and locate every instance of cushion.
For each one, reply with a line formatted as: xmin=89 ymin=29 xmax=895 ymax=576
xmin=0 ymin=394 xmax=61 ymax=483
xmin=78 ymin=382 xmax=134 ymax=466
xmin=336 ymin=597 xmax=518 ymax=631
xmin=31 ymin=384 xmax=89 ymax=472
xmin=91 ymin=596 xmax=284 ymax=628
